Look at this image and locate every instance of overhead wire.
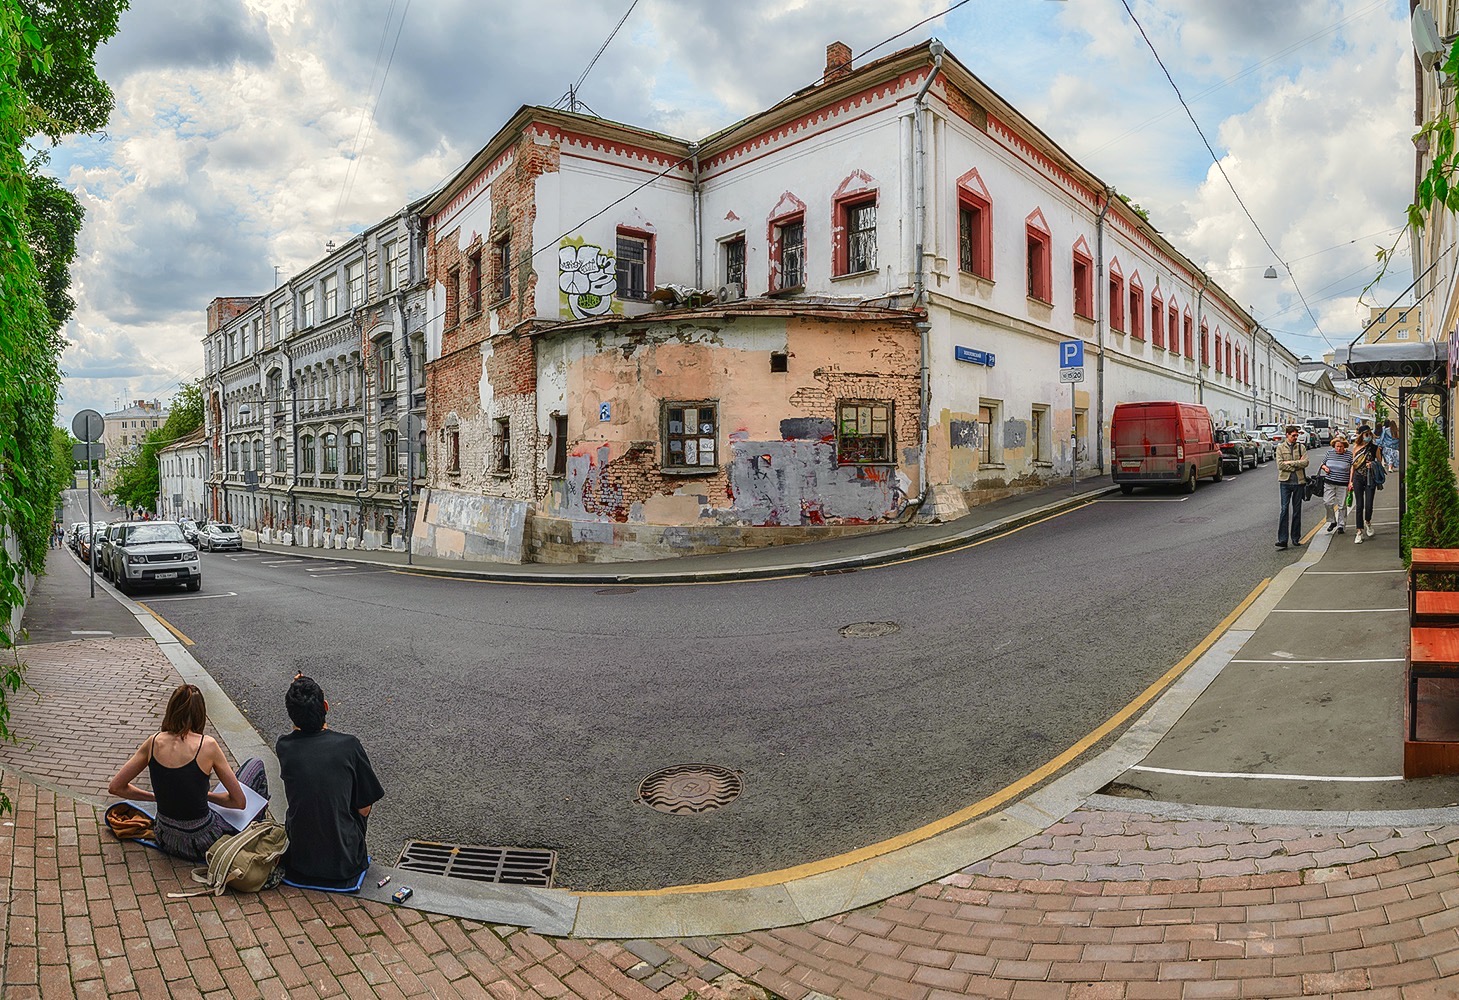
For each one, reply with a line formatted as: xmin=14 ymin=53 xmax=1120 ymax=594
xmin=553 ymin=0 xmax=639 ymax=112
xmin=332 ymin=0 xmax=414 ymax=233
xmin=1117 ymin=0 xmax=1334 ymax=351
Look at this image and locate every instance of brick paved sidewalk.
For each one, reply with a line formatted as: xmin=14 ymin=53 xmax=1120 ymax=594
xmin=3 ymin=765 xmax=1458 ymax=999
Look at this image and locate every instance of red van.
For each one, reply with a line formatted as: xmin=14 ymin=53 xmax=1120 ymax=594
xmin=1110 ymin=401 xmax=1223 ymax=494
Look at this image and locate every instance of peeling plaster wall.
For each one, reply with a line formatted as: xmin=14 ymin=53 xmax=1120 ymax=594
xmin=532 ymin=314 xmax=919 ymax=541
xmin=410 ymin=487 xmax=529 ymax=563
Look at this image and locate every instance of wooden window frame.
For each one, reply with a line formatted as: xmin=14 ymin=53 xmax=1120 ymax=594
xmin=1150 ymin=290 xmax=1165 ymax=349
xmin=835 ymin=194 xmax=878 ymax=275
xmin=1025 ymin=214 xmax=1052 ymax=304
xmin=770 ymin=213 xmax=806 ymax=292
xmin=1072 ymin=245 xmax=1093 ymax=319
xmin=835 ymin=400 xmax=894 ymax=465
xmin=662 ymin=400 xmax=719 ymax=472
xmin=1108 ymin=260 xmax=1125 ymax=332
xmin=615 ymin=228 xmax=654 ymax=301
xmin=1129 ymin=276 xmax=1144 ymax=340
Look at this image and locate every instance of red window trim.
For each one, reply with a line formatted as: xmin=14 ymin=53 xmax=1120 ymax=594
xmin=767 ymin=209 xmax=806 ymax=292
xmin=1025 ymin=209 xmax=1052 ymax=304
xmin=832 ymin=191 xmax=878 ymax=276
xmin=1167 ymin=304 xmax=1179 ymax=356
xmin=1150 ymin=289 xmax=1164 ymax=349
xmin=1200 ymin=322 xmax=1210 ymax=368
xmin=1128 ymin=274 xmax=1144 ymax=340
xmin=956 ymin=168 xmax=993 ymax=281
xmin=615 ymin=226 xmax=655 ymax=301
xmin=1072 ymin=242 xmax=1094 ymax=319
xmin=1182 ymin=311 xmax=1194 ymax=359
xmin=1108 ymin=258 xmax=1125 ymax=332
xmin=1215 ymin=331 xmax=1223 ymax=373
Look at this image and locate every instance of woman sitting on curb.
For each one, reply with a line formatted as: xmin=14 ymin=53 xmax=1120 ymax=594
xmin=108 ymin=683 xmax=269 ymax=861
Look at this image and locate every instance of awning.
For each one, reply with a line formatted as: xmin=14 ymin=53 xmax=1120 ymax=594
xmin=1332 ymin=341 xmax=1444 ymax=379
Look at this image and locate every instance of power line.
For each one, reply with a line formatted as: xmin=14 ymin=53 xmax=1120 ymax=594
xmin=1118 ymin=0 xmax=1332 ymax=351
xmin=555 ymin=0 xmax=638 ymax=113
xmin=333 ymin=0 xmax=414 ymax=231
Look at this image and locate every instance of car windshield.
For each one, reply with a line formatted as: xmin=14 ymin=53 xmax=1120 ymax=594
xmin=124 ymin=524 xmax=187 ymax=544
xmin=211 ymin=524 xmax=238 ymax=534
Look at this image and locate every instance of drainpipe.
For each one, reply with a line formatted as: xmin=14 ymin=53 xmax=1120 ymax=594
xmin=284 ymin=347 xmax=297 ymax=538
xmin=1094 ymin=188 xmax=1113 ymax=475
xmin=691 ymin=143 xmax=702 ymax=289
xmin=911 ymin=39 xmax=944 ymax=512
xmin=1194 ymin=272 xmax=1211 ymax=404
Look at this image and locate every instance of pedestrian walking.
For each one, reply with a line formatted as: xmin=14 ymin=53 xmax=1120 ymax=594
xmin=1319 ymin=433 xmax=1353 ymax=534
xmin=1275 ymin=425 xmax=1308 ymax=549
xmin=1349 ymin=428 xmax=1381 ymax=543
xmin=1378 ymin=418 xmax=1400 ymax=472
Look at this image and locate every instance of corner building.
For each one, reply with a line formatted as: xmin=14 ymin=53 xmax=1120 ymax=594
xmin=418 ymin=40 xmax=1291 ymax=563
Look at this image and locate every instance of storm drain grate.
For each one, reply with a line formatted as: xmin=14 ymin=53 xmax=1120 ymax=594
xmin=637 ymin=763 xmax=743 ymax=815
xmin=839 ymin=620 xmax=901 ymax=638
xmin=395 ymin=841 xmax=557 ymax=887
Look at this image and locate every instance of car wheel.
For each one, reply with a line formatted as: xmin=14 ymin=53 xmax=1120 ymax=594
xmin=1185 ymin=466 xmax=1199 ymax=492
xmin=1212 ymin=461 xmax=1223 ymax=483
xmin=185 ymin=578 xmax=200 ymax=592
xmin=1119 ymin=483 xmax=1134 ymax=496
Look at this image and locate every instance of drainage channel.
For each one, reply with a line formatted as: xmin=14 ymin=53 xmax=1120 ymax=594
xmin=396 ymin=841 xmax=557 ymax=888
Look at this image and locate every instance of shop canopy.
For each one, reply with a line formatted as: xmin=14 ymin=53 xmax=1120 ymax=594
xmin=1331 ymin=341 xmax=1445 ymax=380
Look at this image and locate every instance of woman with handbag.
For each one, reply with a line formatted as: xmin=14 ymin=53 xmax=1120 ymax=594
xmin=108 ymin=683 xmax=269 ymax=862
xmin=1317 ymin=434 xmax=1352 ymax=534
xmin=1349 ymin=428 xmax=1382 ymax=543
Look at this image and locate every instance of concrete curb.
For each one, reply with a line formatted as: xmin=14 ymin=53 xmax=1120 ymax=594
xmin=242 ymin=486 xmax=1119 ymax=585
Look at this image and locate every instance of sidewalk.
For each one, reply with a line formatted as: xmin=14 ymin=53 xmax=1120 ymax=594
xmin=3 ymin=491 xmax=1459 ymax=997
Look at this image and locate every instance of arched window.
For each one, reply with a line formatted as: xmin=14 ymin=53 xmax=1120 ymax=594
xmin=346 ymin=431 xmax=364 ymax=475
xmin=323 ymin=433 xmax=338 ymax=474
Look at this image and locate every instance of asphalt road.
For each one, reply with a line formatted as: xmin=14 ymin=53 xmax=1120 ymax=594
xmin=67 ymin=467 xmax=1288 ymax=891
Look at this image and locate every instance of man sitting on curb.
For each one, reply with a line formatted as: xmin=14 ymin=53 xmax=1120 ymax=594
xmin=276 ymin=674 xmax=385 ymax=890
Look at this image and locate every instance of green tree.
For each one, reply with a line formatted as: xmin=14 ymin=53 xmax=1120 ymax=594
xmin=1402 ymin=419 xmax=1459 ymax=571
xmin=0 ymin=0 xmax=127 ymax=815
xmin=109 ymin=382 xmax=204 ymax=513
xmin=25 ymin=167 xmax=82 ymax=329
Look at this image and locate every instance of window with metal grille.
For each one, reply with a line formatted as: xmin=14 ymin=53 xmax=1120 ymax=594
xmin=494 ymin=236 xmax=511 ymax=302
xmin=663 ymin=402 xmax=718 ymax=470
xmin=302 ymin=435 xmax=316 ymax=473
xmin=382 ymin=430 xmax=398 ymax=477
xmin=616 ymin=233 xmax=650 ymax=300
xmin=836 ymin=401 xmax=892 ymax=464
xmin=843 ymin=199 xmax=876 ymax=273
xmin=723 ymin=236 xmax=745 ymax=286
xmin=346 ymin=431 xmax=363 ymax=476
xmin=493 ymin=417 xmax=511 ymax=473
xmin=550 ymin=414 xmax=568 ymax=476
xmin=323 ymin=434 xmax=338 ymax=474
xmin=777 ymin=218 xmax=805 ymax=290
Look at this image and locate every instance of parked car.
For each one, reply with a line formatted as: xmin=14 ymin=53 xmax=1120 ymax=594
xmin=106 ymin=521 xmax=201 ymax=593
xmin=95 ymin=522 xmax=128 ymax=578
xmin=66 ymin=521 xmax=89 ymax=552
xmin=1111 ymin=401 xmax=1223 ymax=494
xmin=1255 ymin=423 xmax=1281 ymax=441
xmin=1216 ymin=427 xmax=1258 ymax=473
xmin=198 ymin=522 xmax=243 ymax=552
xmin=1245 ymin=431 xmax=1276 ymax=464
xmin=76 ymin=522 xmax=106 ymax=564
xmin=179 ymin=518 xmax=200 ymax=546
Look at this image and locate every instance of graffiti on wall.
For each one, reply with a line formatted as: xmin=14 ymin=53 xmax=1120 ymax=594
xmin=558 ymin=237 xmax=620 ymax=320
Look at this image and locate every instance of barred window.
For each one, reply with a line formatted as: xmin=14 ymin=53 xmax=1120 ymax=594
xmin=616 ymin=233 xmax=651 ymax=300
xmin=777 ymin=218 xmax=805 ymax=290
xmin=836 ymin=401 xmax=893 ymax=464
xmin=844 ymin=200 xmax=876 ymax=273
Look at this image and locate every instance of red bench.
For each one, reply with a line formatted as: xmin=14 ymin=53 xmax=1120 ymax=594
xmin=1407 ymin=551 xmax=1459 ymax=776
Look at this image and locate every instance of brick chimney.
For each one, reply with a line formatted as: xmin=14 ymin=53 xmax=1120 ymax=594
xmin=825 ymin=41 xmax=853 ymax=83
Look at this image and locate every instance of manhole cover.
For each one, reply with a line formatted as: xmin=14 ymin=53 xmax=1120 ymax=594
xmin=637 ymin=763 xmax=743 ymax=815
xmin=396 ymin=841 xmax=556 ymax=887
xmin=594 ymin=586 xmax=638 ymax=595
xmin=839 ymin=621 xmax=901 ymax=638
xmin=1174 ymin=516 xmax=1212 ymax=524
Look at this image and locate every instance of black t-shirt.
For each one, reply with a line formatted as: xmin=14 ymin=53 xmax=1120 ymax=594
xmin=276 ymin=728 xmax=385 ymax=888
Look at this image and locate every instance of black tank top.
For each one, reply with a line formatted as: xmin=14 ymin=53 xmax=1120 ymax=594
xmin=147 ymin=733 xmax=209 ymax=821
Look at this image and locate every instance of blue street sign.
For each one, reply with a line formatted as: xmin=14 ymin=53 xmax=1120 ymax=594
xmin=599 ymin=402 xmax=612 ymax=422
xmin=955 ymin=346 xmax=996 ymax=367
xmin=1059 ymin=340 xmax=1084 ymax=368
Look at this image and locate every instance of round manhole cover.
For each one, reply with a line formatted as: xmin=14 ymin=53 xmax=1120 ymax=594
xmin=839 ymin=621 xmax=901 ymax=638
xmin=594 ymin=586 xmax=639 ymax=595
xmin=637 ymin=764 xmax=743 ymax=815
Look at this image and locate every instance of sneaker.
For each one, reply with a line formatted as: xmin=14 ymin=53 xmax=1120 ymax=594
xmin=1337 ymin=527 xmax=1345 ymax=534
xmin=1275 ymin=542 xmax=1288 ymax=549
xmin=1365 ymin=527 xmax=1374 ymax=538
xmin=1326 ymin=522 xmax=1337 ymax=533
xmin=1355 ymin=534 xmax=1363 ymax=544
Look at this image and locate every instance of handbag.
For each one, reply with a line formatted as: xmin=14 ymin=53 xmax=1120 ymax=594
xmin=167 ymin=819 xmax=288 ymax=897
xmin=1373 ymin=462 xmax=1387 ymax=489
xmin=104 ymin=802 xmax=154 ymax=841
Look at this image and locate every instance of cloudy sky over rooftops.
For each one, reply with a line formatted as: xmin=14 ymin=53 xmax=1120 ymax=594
xmin=42 ymin=0 xmax=1414 ymax=423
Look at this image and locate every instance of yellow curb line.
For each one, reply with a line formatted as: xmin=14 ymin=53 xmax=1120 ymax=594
xmin=584 ymin=575 xmax=1272 ymax=897
xmin=134 ymin=602 xmax=195 ymax=647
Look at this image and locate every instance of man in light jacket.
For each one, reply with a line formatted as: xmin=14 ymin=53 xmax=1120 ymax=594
xmin=1274 ymin=425 xmax=1309 ymax=550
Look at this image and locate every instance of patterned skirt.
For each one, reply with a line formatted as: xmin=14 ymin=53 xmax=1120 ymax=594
xmin=154 ymin=757 xmax=269 ymax=862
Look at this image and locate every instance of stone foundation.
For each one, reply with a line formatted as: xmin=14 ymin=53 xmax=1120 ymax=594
xmin=524 ymin=514 xmax=902 ymax=564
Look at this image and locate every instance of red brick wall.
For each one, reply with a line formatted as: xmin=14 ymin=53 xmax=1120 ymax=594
xmin=206 ymin=296 xmax=258 ymax=335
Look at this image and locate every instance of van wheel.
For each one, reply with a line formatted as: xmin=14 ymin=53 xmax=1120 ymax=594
xmin=1212 ymin=462 xmax=1223 ymax=483
xmin=1184 ymin=467 xmax=1198 ymax=493
xmin=1119 ymin=484 xmax=1134 ymax=496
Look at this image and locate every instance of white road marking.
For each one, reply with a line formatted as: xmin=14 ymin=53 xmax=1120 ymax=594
xmin=304 ymin=565 xmax=347 ymax=572
xmin=1228 ymin=657 xmax=1406 ymax=664
xmin=1130 ymin=765 xmax=1404 ymax=782
xmin=306 ymin=570 xmax=383 ymax=578
xmin=70 ymin=630 xmax=113 ymax=636
xmin=1095 ymin=496 xmax=1191 ymax=503
xmin=1268 ymin=607 xmax=1406 ymax=613
xmin=1303 ymin=569 xmax=1405 ymax=575
xmin=260 ymin=560 xmax=304 ymax=566
xmin=145 ymin=592 xmax=238 ymax=602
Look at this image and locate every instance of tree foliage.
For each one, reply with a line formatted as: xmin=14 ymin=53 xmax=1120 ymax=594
xmin=26 ymin=166 xmax=82 ymax=328
xmin=0 ymin=0 xmax=126 ymax=814
xmin=109 ymin=382 xmax=204 ymax=514
xmin=1402 ymin=419 xmax=1459 ymax=574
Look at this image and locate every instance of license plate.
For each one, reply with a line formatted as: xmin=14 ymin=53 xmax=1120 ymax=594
xmin=154 ymin=572 xmax=177 ymax=580
xmin=1121 ymin=462 xmax=1140 ymax=471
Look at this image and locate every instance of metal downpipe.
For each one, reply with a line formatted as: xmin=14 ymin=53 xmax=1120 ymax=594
xmin=911 ymin=40 xmax=944 ymax=513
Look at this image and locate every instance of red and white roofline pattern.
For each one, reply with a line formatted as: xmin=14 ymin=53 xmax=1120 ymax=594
xmin=429 ymin=144 xmax=518 ymax=235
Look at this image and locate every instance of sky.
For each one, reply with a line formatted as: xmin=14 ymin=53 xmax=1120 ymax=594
xmin=39 ymin=0 xmax=1418 ymax=427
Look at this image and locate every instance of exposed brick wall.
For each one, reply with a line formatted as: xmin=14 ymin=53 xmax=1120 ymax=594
xmin=206 ymin=296 xmax=258 ymax=335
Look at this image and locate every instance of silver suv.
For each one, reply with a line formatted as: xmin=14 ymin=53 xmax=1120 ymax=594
xmin=106 ymin=521 xmax=201 ymax=593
